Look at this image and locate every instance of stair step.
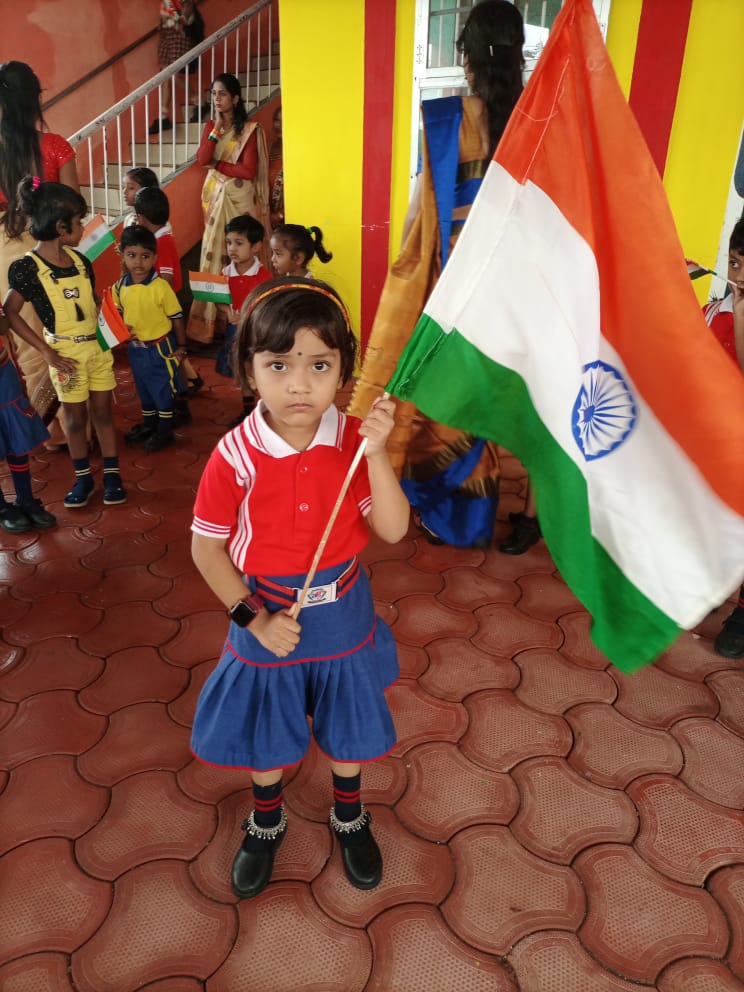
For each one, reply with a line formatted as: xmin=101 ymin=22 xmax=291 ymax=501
xmin=84 ymin=185 xmax=126 ymax=215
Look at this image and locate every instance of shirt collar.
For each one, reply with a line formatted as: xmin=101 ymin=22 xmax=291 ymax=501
xmin=120 ymin=268 xmax=159 ymax=287
xmin=227 ymin=257 xmax=261 ymax=277
xmin=245 ymin=400 xmax=342 ymax=457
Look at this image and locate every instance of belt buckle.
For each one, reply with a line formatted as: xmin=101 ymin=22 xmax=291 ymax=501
xmin=298 ymin=579 xmax=337 ymax=607
xmin=130 ymin=339 xmax=146 ymax=348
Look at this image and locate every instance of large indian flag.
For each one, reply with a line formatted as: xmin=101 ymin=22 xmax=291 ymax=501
xmin=386 ymin=0 xmax=744 ymax=672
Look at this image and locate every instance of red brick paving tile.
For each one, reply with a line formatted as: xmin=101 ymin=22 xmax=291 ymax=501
xmin=511 ymin=757 xmax=638 ymax=864
xmin=387 ymin=679 xmax=469 ymax=755
xmin=79 ymin=647 xmax=188 ymax=714
xmin=76 ymin=770 xmax=215 ymax=880
xmin=707 ymin=670 xmax=744 ymax=737
xmin=0 ymin=952 xmax=76 ymax=991
xmin=658 ymin=957 xmax=744 ymax=990
xmin=209 ymin=881 xmax=371 ymax=992
xmin=566 ymin=703 xmax=683 ymax=788
xmin=285 ymin=738 xmax=406 ymax=821
xmin=11 ymin=556 xmax=101 ymax=602
xmin=79 ymin=602 xmax=180 ymax=655
xmin=0 ymin=838 xmax=111 ymax=958
xmin=0 ymin=755 xmax=108 ymax=855
xmin=629 ymin=775 xmax=744 ymax=886
xmin=140 ymin=981 xmax=204 ymax=991
xmin=148 ymin=540 xmax=195 ymax=578
xmin=396 ymin=642 xmax=430 ymax=679
xmin=672 ymin=718 xmax=744 ymax=809
xmin=168 ymin=658 xmax=211 ymax=728
xmin=0 ymin=592 xmax=31 ymax=629
xmin=442 ymin=825 xmax=585 ymax=956
xmin=360 ymin=531 xmax=417 ymax=566
xmin=611 ymin=664 xmax=718 ymax=729
xmin=0 ymin=637 xmax=103 ymax=701
xmin=80 ymin=506 xmax=162 ymax=537
xmin=80 ymin=531 xmax=168 ymax=571
xmin=708 ymin=866 xmax=744 ymax=983
xmin=367 ymin=904 xmax=518 ymax=992
xmin=576 ymin=844 xmax=728 ymax=984
xmin=408 ymin=540 xmax=487 ymax=573
xmin=4 ymin=591 xmax=101 ymax=645
xmin=160 ymin=610 xmax=225 ymax=667
xmin=79 ymin=564 xmax=173 ymax=609
xmin=190 ymin=791 xmax=330 ymax=903
xmin=508 ymin=931 xmax=649 ymax=990
xmin=0 ymin=550 xmax=36 ymax=585
xmin=461 ymin=689 xmax=572 ymax=772
xmin=437 ymin=565 xmax=520 ymax=612
xmin=70 ymin=860 xmax=236 ymax=992
xmin=177 ymin=757 xmax=250 ymax=805
xmin=515 ymin=648 xmax=616 ymax=713
xmin=655 ymin=631 xmax=731 ymax=681
xmin=141 ymin=505 xmax=196 ymax=544
xmin=312 ymin=805 xmax=455 ymax=928
xmin=373 ymin=599 xmax=399 ymax=629
xmin=471 ymin=603 xmax=563 ymax=657
xmin=479 ymin=543 xmax=556 ymax=581
xmin=392 ymin=593 xmax=478 ymax=646
xmin=395 ymin=741 xmax=518 ymax=841
xmin=0 ymin=644 xmax=24 ymax=677
xmin=0 ymin=769 xmax=7 ymax=794
xmin=154 ymin=573 xmax=221 ymax=619
xmin=557 ymin=611 xmax=611 ymax=669
xmin=420 ymin=637 xmax=519 ymax=701
xmin=0 ymin=690 xmax=107 ymax=770
xmin=0 ymin=699 xmax=15 ymax=733
xmin=515 ymin=572 xmax=582 ymax=621
xmin=367 ymin=558 xmax=444 ymax=603
xmin=77 ymin=701 xmax=191 ymax=785
xmin=16 ymin=526 xmax=99 ymax=564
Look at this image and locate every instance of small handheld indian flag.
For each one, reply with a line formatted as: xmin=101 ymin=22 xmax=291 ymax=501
xmin=96 ymin=288 xmax=131 ymax=351
xmin=79 ymin=215 xmax=116 ymax=262
xmin=189 ymin=271 xmax=232 ymax=304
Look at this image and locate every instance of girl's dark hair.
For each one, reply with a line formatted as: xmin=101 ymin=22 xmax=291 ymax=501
xmin=213 ymin=73 xmax=248 ymax=137
xmin=233 ymin=276 xmax=357 ymax=388
xmin=120 ymin=224 xmax=157 ymax=254
xmin=457 ymin=0 xmax=524 ymax=158
xmin=271 ymin=224 xmax=332 ymax=265
xmin=730 ymin=219 xmax=744 ymax=256
xmin=16 ymin=177 xmax=87 ymax=242
xmin=126 ymin=167 xmax=160 ymax=190
xmin=225 ymin=213 xmax=265 ymax=244
xmin=0 ymin=62 xmax=46 ymax=237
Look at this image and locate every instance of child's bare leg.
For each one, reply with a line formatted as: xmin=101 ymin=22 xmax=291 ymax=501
xmin=330 ymin=761 xmax=381 ymax=890
xmin=232 ymin=767 xmax=286 ymax=900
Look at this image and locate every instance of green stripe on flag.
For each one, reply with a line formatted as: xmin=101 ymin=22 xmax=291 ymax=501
xmin=387 ymin=314 xmax=679 ymax=672
xmin=191 ymin=288 xmax=232 ymax=303
xmin=82 ymin=231 xmax=116 ymax=262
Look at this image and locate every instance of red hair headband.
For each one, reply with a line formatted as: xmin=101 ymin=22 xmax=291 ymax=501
xmin=242 ymin=281 xmax=351 ymax=331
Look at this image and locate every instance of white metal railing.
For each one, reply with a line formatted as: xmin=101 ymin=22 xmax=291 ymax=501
xmin=67 ymin=0 xmax=277 ymax=224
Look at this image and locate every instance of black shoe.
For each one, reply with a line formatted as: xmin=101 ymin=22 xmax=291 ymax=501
xmin=17 ymin=499 xmax=56 ymax=529
xmin=172 ymin=403 xmax=192 ymax=428
xmin=144 ymin=431 xmax=175 ymax=452
xmin=714 ymin=619 xmax=744 ymax=660
xmin=185 ymin=375 xmax=204 ymax=397
xmin=499 ymin=513 xmax=541 ymax=555
xmin=231 ymin=814 xmax=287 ymax=900
xmin=103 ymin=485 xmax=128 ymax=506
xmin=0 ymin=503 xmax=32 ymax=533
xmin=125 ymin=422 xmax=156 ymax=444
xmin=331 ymin=809 xmax=382 ymax=890
xmin=148 ymin=117 xmax=172 ymax=135
xmin=414 ymin=513 xmax=444 ymax=546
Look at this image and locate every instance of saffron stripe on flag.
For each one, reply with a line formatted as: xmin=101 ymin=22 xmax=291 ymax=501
xmin=79 ymin=215 xmax=116 ymax=262
xmin=189 ymin=271 xmax=232 ymax=304
xmin=96 ymin=288 xmax=131 ymax=351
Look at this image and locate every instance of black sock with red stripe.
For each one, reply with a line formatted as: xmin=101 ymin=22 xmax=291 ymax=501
xmin=332 ymin=771 xmax=370 ymax=847
xmin=244 ymin=779 xmax=284 ymax=850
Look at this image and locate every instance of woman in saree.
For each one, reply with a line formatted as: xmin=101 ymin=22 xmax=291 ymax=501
xmin=187 ymin=73 xmax=269 ymax=343
xmin=0 ymin=61 xmax=80 ymax=449
xmin=350 ymin=0 xmax=524 ymax=548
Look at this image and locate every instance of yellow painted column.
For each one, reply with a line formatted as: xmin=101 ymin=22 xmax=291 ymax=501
xmin=604 ymin=0 xmax=642 ymax=99
xmin=389 ymin=0 xmax=416 ymax=258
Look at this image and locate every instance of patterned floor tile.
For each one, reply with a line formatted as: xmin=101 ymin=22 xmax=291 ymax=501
xmin=76 ymin=770 xmax=215 ymax=880
xmin=312 ymin=805 xmax=455 ymax=929
xmin=0 ymin=838 xmax=111 ymax=959
xmin=154 ymin=572 xmax=222 ymax=619
xmin=557 ymin=612 xmax=611 ymax=669
xmin=509 ymin=931 xmax=652 ymax=990
xmin=80 ymin=506 xmax=162 ymax=538
xmin=79 ymin=563 xmax=173 ymax=609
xmin=654 ymin=630 xmax=733 ymax=681
xmin=142 ymin=507 xmax=197 ymax=547
xmin=437 ymin=565 xmax=520 ymax=613
xmin=461 ymin=689 xmax=572 ymax=772
xmin=208 ymin=881 xmax=371 ymax=992
xmin=387 ymin=680 xmax=469 ymax=755
xmin=706 ymin=670 xmax=744 ymax=737
xmin=515 ymin=571 xmax=582 ymax=621
xmin=658 ymin=957 xmax=744 ymax=990
xmin=566 ymin=702 xmax=683 ymax=788
xmin=611 ymin=664 xmax=718 ymax=728
xmin=0 ymin=550 xmax=37 ymax=586
xmin=478 ymin=543 xmax=556 ymax=581
xmin=15 ymin=524 xmax=99 ymax=565
xmin=168 ymin=658 xmax=212 ymax=728
xmin=0 ymin=755 xmax=108 ymax=856
xmin=78 ymin=601 xmax=181 ymax=655
xmin=408 ymin=540 xmax=487 ymax=574
xmin=442 ymin=825 xmax=585 ymax=955
xmin=511 ymin=757 xmax=637 ymax=863
xmin=576 ymin=844 xmax=728 ymax=983
xmin=515 ymin=648 xmax=616 ymax=713
xmin=0 ymin=952 xmax=77 ymax=991
xmin=3 ymin=591 xmax=101 ymax=646
xmin=79 ymin=647 xmax=188 ymax=714
xmin=396 ymin=642 xmax=430 ymax=679
xmin=0 ymin=644 xmax=24 ymax=677
xmin=77 ymin=701 xmax=191 ymax=785
xmin=368 ymin=904 xmax=518 ymax=992
xmin=11 ymin=555 xmax=101 ymax=601
xmin=0 ymin=592 xmax=31 ymax=629
xmin=419 ymin=636 xmax=519 ymax=700
xmin=360 ymin=531 xmax=417 ymax=567
xmin=70 ymin=860 xmax=235 ymax=992
xmin=367 ymin=558 xmax=444 ymax=603
xmin=471 ymin=603 xmax=564 ymax=657
xmin=395 ymin=741 xmax=518 ymax=841
xmin=159 ymin=610 xmax=225 ymax=668
xmin=0 ymin=636 xmax=104 ymax=701
xmin=148 ymin=540 xmax=195 ymax=578
xmin=0 ymin=690 xmax=107 ymax=770
xmin=391 ymin=593 xmax=478 ymax=646
xmin=672 ymin=718 xmax=744 ymax=809
xmin=708 ymin=866 xmax=744 ymax=982
xmin=140 ymin=980 xmax=204 ymax=992
xmin=79 ymin=531 xmax=169 ymax=571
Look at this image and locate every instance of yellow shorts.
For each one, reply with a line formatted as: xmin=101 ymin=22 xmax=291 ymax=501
xmin=47 ymin=336 xmax=116 ymax=403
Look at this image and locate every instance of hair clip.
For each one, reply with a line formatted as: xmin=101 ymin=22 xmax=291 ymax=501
xmin=31 ymin=175 xmax=41 ymax=191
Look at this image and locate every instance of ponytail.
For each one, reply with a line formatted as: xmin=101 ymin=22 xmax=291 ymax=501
xmin=15 ymin=177 xmax=87 ymax=242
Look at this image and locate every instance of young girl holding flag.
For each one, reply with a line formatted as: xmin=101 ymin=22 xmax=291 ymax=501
xmin=4 ymin=179 xmax=126 ymax=508
xmin=190 ymin=277 xmax=409 ymax=900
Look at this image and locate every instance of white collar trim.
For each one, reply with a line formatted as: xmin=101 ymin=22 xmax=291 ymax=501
xmin=245 ymin=400 xmax=342 ymax=457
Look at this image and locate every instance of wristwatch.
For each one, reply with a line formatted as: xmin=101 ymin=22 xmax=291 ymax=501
xmin=228 ymin=594 xmax=264 ymax=627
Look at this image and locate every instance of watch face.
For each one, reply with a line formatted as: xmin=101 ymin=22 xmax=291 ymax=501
xmin=231 ymin=600 xmax=257 ymax=627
